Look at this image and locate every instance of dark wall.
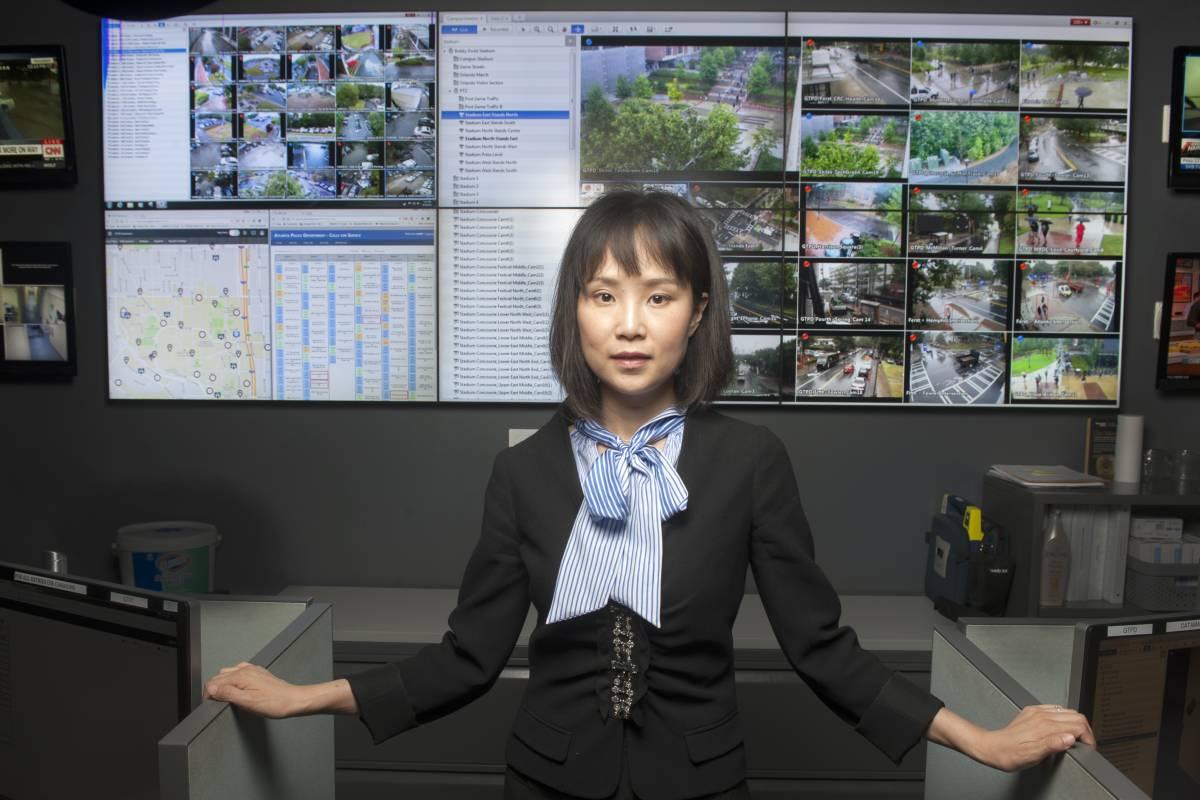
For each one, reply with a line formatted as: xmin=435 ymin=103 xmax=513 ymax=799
xmin=2 ymin=0 xmax=1197 ymax=596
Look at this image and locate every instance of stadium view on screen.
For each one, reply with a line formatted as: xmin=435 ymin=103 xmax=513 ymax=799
xmin=102 ymin=12 xmax=1132 ymax=405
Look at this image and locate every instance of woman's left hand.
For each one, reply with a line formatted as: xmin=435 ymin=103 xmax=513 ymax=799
xmin=975 ymin=704 xmax=1096 ymax=772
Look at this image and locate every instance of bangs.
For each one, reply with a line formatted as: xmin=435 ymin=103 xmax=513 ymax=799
xmin=573 ymin=198 xmax=706 ymax=293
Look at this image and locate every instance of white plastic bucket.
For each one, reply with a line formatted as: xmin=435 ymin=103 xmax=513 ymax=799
xmin=115 ymin=521 xmax=219 ymax=593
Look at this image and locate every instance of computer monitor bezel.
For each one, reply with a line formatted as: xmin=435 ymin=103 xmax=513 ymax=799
xmin=1068 ymin=610 xmax=1200 ymax=715
xmin=1167 ymin=45 xmax=1200 ymax=189
xmin=0 ymin=44 xmax=78 ymax=188
xmin=1155 ymin=251 xmax=1200 ymax=390
xmin=0 ymin=559 xmax=200 ymax=717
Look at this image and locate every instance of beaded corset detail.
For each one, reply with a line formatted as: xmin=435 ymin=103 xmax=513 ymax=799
xmin=596 ymin=601 xmax=648 ymax=724
xmin=609 ymin=605 xmax=637 ymax=719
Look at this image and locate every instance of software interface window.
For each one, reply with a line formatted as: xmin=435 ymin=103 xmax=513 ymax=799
xmin=102 ymin=12 xmax=1132 ymax=406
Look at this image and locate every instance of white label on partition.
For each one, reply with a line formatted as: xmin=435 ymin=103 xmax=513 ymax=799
xmin=110 ymin=591 xmax=149 ymax=609
xmin=162 ymin=599 xmax=178 ymax=613
xmin=1166 ymin=619 xmax=1200 ymax=633
xmin=1107 ymin=623 xmax=1153 ymax=637
xmin=13 ymin=571 xmax=87 ymax=595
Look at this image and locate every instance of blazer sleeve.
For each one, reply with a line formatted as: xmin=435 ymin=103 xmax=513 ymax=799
xmin=344 ymin=449 xmax=530 ymax=744
xmin=747 ymin=428 xmax=944 ymax=764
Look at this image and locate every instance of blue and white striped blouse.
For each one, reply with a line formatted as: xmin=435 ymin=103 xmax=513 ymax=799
xmin=545 ymin=412 xmax=686 ymax=629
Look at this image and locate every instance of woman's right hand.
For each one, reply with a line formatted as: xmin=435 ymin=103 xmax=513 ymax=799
xmin=203 ymin=662 xmax=306 ymax=719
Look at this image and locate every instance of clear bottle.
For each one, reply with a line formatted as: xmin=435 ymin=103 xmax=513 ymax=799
xmin=1039 ymin=509 xmax=1071 ymax=608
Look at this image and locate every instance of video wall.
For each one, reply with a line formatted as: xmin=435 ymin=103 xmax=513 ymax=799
xmin=101 ymin=11 xmax=1133 ymax=405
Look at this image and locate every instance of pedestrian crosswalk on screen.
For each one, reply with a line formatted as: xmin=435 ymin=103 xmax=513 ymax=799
xmin=100 ymin=11 xmax=1132 ymax=406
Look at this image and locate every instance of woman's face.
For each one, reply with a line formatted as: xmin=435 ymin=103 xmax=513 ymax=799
xmin=577 ymin=245 xmax=707 ymax=411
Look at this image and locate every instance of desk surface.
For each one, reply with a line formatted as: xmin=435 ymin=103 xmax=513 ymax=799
xmin=281 ymin=586 xmax=939 ymax=654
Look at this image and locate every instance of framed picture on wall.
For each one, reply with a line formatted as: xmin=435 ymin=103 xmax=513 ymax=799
xmin=0 ymin=241 xmax=77 ymax=378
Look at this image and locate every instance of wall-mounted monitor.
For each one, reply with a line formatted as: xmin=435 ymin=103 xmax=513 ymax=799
xmin=0 ymin=241 xmax=76 ymax=378
xmin=1156 ymin=252 xmax=1200 ymax=390
xmin=1167 ymin=46 xmax=1200 ymax=189
xmin=101 ymin=12 xmax=1133 ymax=407
xmin=0 ymin=45 xmax=76 ymax=187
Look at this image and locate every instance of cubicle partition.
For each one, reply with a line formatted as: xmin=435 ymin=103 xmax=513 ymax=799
xmin=926 ymin=618 xmax=1148 ymax=800
xmin=159 ymin=596 xmax=334 ymax=800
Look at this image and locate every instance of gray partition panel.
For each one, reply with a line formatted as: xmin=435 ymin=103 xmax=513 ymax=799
xmin=160 ymin=602 xmax=334 ymax=800
xmin=195 ymin=595 xmax=310 ymax=692
xmin=926 ymin=620 xmax=1147 ymax=800
xmin=962 ymin=619 xmax=1077 ymax=708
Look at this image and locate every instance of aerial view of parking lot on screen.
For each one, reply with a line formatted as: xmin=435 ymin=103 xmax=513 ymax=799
xmin=909 ymin=41 xmax=1019 ymax=107
xmin=723 ymin=333 xmax=783 ymax=401
xmin=1010 ymin=334 xmax=1119 ymax=402
xmin=1019 ymin=114 xmax=1127 ymax=184
xmin=580 ymin=44 xmax=786 ymax=176
xmin=795 ymin=261 xmax=905 ymax=328
xmin=1019 ymin=42 xmax=1129 ymax=111
xmin=907 ymin=259 xmax=1011 ymax=332
xmin=793 ymin=333 xmax=904 ymax=401
xmin=1014 ymin=260 xmax=1120 ymax=333
xmin=906 ymin=331 xmax=1008 ymax=405
xmin=185 ymin=17 xmax=434 ymax=203
xmin=798 ymin=39 xmax=911 ymax=106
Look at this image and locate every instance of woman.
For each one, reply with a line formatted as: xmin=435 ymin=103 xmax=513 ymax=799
xmin=204 ymin=190 xmax=1093 ymax=799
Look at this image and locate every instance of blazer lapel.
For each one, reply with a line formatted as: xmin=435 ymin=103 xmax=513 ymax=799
xmin=672 ymin=407 xmax=715 ymax=516
xmin=542 ymin=406 xmax=584 ymax=526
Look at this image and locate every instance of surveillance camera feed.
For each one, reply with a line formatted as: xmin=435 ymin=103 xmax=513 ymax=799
xmin=101 ymin=12 xmax=1130 ymax=406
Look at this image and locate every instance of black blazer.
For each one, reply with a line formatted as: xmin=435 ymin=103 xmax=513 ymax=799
xmin=347 ymin=406 xmax=944 ymax=800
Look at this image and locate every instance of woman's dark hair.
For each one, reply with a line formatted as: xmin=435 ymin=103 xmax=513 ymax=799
xmin=549 ymin=189 xmax=732 ymax=421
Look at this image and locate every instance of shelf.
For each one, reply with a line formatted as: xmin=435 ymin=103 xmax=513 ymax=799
xmin=1036 ymin=601 xmax=1142 ymax=618
xmin=983 ymin=475 xmax=1200 ymax=507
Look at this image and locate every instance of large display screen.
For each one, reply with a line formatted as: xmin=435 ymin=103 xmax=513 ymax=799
xmin=102 ymin=11 xmax=1132 ymax=406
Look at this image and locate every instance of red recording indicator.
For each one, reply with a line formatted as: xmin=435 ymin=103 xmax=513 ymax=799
xmin=1020 ymin=263 xmax=1029 ymax=270
xmin=802 ymin=260 xmax=811 ymax=268
xmin=806 ymin=39 xmax=814 ymax=46
xmin=911 ymin=261 xmax=920 ymax=269
xmin=914 ymin=114 xmax=922 ymax=121
xmin=804 ymin=185 xmax=812 ymax=193
xmin=1023 ymin=115 xmax=1031 ymax=122
xmin=801 ymin=332 xmax=810 ymax=340
xmin=910 ymin=334 xmax=918 ymax=342
xmin=1070 ymin=17 xmax=1092 ymax=25
xmin=912 ymin=186 xmax=921 ymax=194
